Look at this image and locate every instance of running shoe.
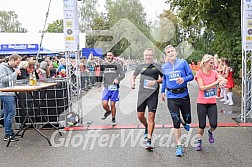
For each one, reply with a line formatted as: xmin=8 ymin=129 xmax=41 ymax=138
xmin=112 ymin=119 xmax=117 ymax=126
xmin=175 ymin=145 xmax=183 ymax=157
xmin=195 ymin=140 xmax=202 ymax=151
xmin=101 ymin=111 xmax=111 ymax=120
xmin=208 ymin=130 xmax=214 ymax=143
xmin=183 ymin=123 xmax=190 ymax=131
xmin=145 ymin=139 xmax=153 ymax=150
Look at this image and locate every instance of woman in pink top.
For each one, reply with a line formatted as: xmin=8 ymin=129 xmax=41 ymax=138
xmin=194 ymin=54 xmax=227 ymax=151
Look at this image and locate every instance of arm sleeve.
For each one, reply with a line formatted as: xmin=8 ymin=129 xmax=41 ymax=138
xmin=183 ymin=61 xmax=194 ymax=82
xmin=194 ymin=71 xmax=201 ymax=82
xmin=157 ymin=63 xmax=163 ymax=78
xmin=133 ymin=64 xmax=141 ymax=77
xmin=161 ymin=69 xmax=166 ymax=93
xmin=0 ymin=65 xmax=15 ymax=84
xmin=115 ymin=63 xmax=125 ymax=81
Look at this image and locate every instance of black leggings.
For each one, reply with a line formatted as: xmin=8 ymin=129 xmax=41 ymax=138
xmin=167 ymin=95 xmax=191 ymax=129
xmin=197 ymin=103 xmax=218 ymax=129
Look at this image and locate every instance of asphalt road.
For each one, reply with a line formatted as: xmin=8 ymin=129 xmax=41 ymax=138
xmin=0 ymin=71 xmax=251 ymax=167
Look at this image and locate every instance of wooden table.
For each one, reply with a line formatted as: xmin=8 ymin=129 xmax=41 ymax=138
xmin=0 ymin=82 xmax=62 ymax=147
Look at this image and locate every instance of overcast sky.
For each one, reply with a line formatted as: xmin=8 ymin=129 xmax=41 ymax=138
xmin=0 ymin=0 xmax=169 ymax=33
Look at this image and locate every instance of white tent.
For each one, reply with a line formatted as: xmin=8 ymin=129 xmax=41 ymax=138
xmin=0 ymin=33 xmax=86 ymax=52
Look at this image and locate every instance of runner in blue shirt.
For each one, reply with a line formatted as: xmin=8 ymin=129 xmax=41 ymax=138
xmin=161 ymin=45 xmax=194 ymax=157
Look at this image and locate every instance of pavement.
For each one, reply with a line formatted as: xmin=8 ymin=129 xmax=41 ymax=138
xmin=0 ymin=71 xmax=252 ymax=167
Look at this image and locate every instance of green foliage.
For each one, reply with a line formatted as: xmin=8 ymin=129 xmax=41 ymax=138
xmin=186 ymin=50 xmax=205 ymax=63
xmin=166 ymin=0 xmax=242 ymax=78
xmin=102 ymin=0 xmax=149 ymax=59
xmin=0 ymin=10 xmax=27 ymax=32
xmin=86 ymin=15 xmax=111 ymax=49
xmin=46 ymin=19 xmax=63 ymax=33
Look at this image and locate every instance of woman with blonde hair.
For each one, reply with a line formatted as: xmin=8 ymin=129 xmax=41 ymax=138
xmin=17 ymin=61 xmax=29 ymax=79
xmin=194 ymin=54 xmax=227 ymax=151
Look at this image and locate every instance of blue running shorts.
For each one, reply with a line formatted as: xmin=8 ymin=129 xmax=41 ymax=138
xmin=101 ymin=88 xmax=119 ymax=102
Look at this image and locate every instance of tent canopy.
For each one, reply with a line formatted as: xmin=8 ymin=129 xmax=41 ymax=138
xmin=0 ymin=44 xmax=59 ymax=55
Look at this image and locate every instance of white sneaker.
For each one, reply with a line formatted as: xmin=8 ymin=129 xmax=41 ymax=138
xmin=219 ymin=99 xmax=225 ymax=102
xmin=228 ymin=102 xmax=234 ymax=106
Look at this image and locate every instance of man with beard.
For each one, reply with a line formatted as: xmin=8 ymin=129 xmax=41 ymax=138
xmin=98 ymin=51 xmax=125 ymax=126
xmin=130 ymin=48 xmax=163 ymax=150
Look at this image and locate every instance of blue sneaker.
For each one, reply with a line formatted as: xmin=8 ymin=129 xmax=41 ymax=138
xmin=175 ymin=145 xmax=183 ymax=157
xmin=183 ymin=123 xmax=190 ymax=131
xmin=145 ymin=139 xmax=153 ymax=150
xmin=208 ymin=130 xmax=214 ymax=143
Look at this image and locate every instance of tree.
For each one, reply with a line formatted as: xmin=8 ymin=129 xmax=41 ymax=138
xmin=154 ymin=10 xmax=183 ymax=51
xmin=166 ymin=0 xmax=241 ymax=54
xmin=104 ymin=0 xmax=150 ymax=59
xmin=79 ymin=0 xmax=99 ymax=32
xmin=166 ymin=0 xmax=241 ymax=77
xmin=46 ymin=19 xmax=63 ymax=33
xmin=86 ymin=15 xmax=111 ymax=48
xmin=0 ymin=10 xmax=27 ymax=32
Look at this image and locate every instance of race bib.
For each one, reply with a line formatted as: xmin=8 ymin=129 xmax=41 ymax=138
xmin=144 ymin=79 xmax=155 ymax=89
xmin=108 ymin=84 xmax=118 ymax=91
xmin=168 ymin=71 xmax=181 ymax=81
xmin=204 ymin=88 xmax=216 ymax=98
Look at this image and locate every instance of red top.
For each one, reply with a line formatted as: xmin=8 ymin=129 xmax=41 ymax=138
xmin=195 ymin=70 xmax=218 ymax=104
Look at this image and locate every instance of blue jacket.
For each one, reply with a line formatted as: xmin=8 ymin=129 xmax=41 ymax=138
xmin=161 ymin=59 xmax=194 ymax=98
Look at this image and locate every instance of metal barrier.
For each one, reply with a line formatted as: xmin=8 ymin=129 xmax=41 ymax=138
xmin=15 ymin=78 xmax=68 ymax=128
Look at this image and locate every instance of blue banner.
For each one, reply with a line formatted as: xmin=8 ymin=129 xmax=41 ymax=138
xmin=0 ymin=44 xmax=38 ymax=51
xmin=82 ymin=48 xmax=103 ymax=59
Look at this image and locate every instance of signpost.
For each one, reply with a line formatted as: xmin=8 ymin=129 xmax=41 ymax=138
xmin=63 ymin=0 xmax=83 ymax=126
xmin=63 ymin=0 xmax=79 ymax=51
xmin=241 ymin=0 xmax=252 ymax=122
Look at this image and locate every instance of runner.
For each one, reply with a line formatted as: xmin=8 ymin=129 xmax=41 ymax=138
xmin=194 ymin=54 xmax=227 ymax=151
xmin=130 ymin=48 xmax=163 ymax=150
xmin=98 ymin=51 xmax=125 ymax=126
xmin=161 ymin=45 xmax=194 ymax=156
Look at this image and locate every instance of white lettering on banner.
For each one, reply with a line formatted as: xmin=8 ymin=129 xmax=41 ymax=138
xmin=27 ymin=44 xmax=37 ymax=49
xmin=8 ymin=44 xmax=26 ymax=49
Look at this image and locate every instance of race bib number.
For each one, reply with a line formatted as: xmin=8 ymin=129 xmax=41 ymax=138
xmin=204 ymin=88 xmax=216 ymax=98
xmin=108 ymin=84 xmax=118 ymax=91
xmin=144 ymin=79 xmax=155 ymax=89
xmin=168 ymin=71 xmax=181 ymax=81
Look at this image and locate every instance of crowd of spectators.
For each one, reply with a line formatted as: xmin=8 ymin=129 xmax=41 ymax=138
xmin=0 ymin=54 xmax=139 ymax=91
